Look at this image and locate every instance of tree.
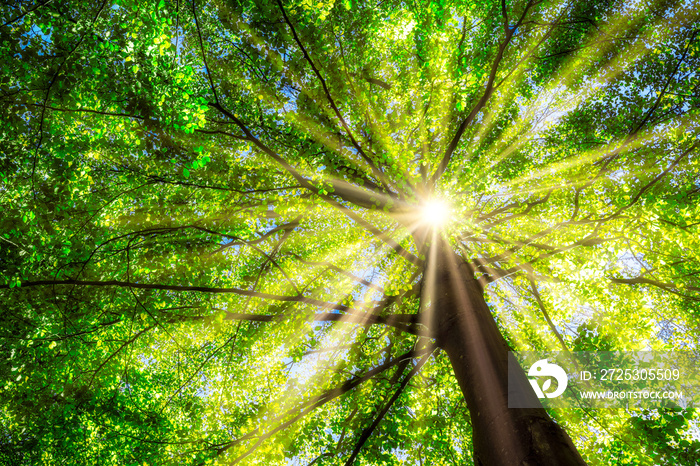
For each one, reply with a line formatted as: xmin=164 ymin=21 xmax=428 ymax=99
xmin=2 ymin=0 xmax=700 ymax=464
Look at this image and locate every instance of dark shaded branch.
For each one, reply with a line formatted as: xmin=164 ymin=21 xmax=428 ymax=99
xmin=30 ymin=0 xmax=109 ymax=195
xmin=527 ymin=275 xmax=568 ymax=351
xmin=160 ymin=328 xmax=240 ymax=412
xmin=598 ymin=29 xmax=698 ymax=170
xmin=192 ymin=0 xmax=219 ymax=103
xmin=30 ymin=103 xmax=146 ymax=119
xmin=364 ymin=77 xmax=391 ymax=90
xmin=87 ymin=324 xmax=156 ymax=388
xmin=1 ymin=0 xmax=55 ymax=28
xmin=432 ymin=0 xmax=534 ymax=182
xmin=626 ymin=143 xmax=697 ymax=207
xmin=286 ymin=253 xmax=384 ymax=292
xmin=632 ymin=29 xmax=698 ymax=134
xmin=329 ymin=202 xmax=422 ymax=266
xmin=207 ymin=102 xmax=394 ymax=211
xmin=205 ymin=103 xmax=420 ymax=266
xmin=213 ymin=345 xmax=435 ymax=461
xmin=195 ymin=128 xmax=248 ymax=140
xmin=148 ymin=175 xmax=301 ymax=194
xmin=0 ymin=279 xmax=354 ymax=311
xmin=274 ymin=0 xmax=392 ymax=192
xmin=210 ymin=218 xmax=301 ymax=254
xmin=610 ymin=277 xmax=700 ymax=301
xmin=343 ymin=351 xmax=432 ymax=465
xmin=196 ymin=309 xmax=425 ymax=336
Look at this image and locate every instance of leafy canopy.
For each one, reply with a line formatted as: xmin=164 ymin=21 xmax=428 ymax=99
xmin=1 ymin=0 xmax=700 ymax=464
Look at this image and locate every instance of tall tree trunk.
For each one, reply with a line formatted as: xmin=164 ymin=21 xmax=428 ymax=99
xmin=426 ymin=236 xmax=588 ymax=466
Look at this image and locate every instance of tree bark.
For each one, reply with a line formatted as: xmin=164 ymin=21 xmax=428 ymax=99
xmin=426 ymin=236 xmax=588 ymax=466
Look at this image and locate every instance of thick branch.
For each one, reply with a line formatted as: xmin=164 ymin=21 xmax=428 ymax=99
xmin=275 ymin=0 xmax=392 ymax=192
xmin=1 ymin=279 xmax=353 ymax=311
xmin=432 ymin=0 xmax=533 ymax=182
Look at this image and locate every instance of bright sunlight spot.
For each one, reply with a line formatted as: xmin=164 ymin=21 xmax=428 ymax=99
xmin=420 ymin=199 xmax=451 ymax=227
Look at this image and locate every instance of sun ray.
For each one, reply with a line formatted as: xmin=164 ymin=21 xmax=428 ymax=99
xmin=449 ymin=0 xmax=700 ymax=190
